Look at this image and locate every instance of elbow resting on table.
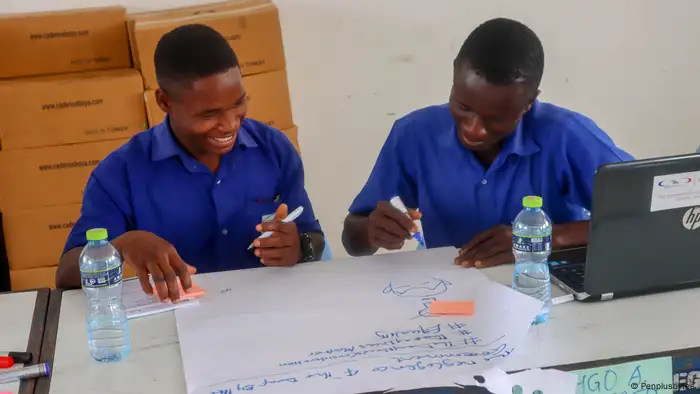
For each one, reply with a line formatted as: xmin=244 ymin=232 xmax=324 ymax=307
xmin=342 ymin=214 xmax=378 ymax=257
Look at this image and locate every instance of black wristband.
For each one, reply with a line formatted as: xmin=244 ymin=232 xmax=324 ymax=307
xmin=299 ymin=232 xmax=315 ymax=262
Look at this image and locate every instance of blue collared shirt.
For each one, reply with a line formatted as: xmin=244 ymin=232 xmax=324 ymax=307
xmin=349 ymin=102 xmax=634 ymax=249
xmin=64 ymin=118 xmax=322 ymax=273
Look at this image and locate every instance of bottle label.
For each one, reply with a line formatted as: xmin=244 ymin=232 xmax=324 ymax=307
xmin=512 ymin=234 xmax=552 ymax=253
xmin=81 ymin=265 xmax=123 ymax=288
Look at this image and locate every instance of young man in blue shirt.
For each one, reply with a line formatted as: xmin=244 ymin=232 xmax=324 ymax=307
xmin=57 ymin=25 xmax=324 ymax=301
xmin=342 ymin=18 xmax=634 ymax=268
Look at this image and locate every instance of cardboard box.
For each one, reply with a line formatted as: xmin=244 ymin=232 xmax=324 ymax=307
xmin=144 ymin=70 xmax=293 ymax=129
xmin=0 ymin=6 xmax=131 ymax=78
xmin=0 ymin=139 xmax=128 ymax=211
xmin=132 ymin=0 xmax=285 ymax=90
xmin=282 ymin=125 xmax=300 ymax=155
xmin=10 ymin=266 xmax=58 ymax=291
xmin=0 ymin=69 xmax=147 ymax=150
xmin=127 ymin=0 xmax=268 ymax=71
xmin=3 ymin=204 xmax=80 ymax=270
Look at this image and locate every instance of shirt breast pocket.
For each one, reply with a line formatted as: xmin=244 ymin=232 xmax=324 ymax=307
xmin=249 ymin=195 xmax=283 ymax=223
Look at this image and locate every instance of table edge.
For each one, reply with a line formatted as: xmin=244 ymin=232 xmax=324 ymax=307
xmin=3 ymin=288 xmax=51 ymax=394
xmin=33 ymin=290 xmax=61 ymax=394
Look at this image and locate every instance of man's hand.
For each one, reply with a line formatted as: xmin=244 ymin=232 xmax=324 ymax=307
xmin=455 ymin=225 xmax=514 ymax=268
xmin=254 ymin=204 xmax=302 ymax=266
xmin=112 ymin=230 xmax=197 ymax=303
xmin=367 ymin=201 xmax=421 ymax=250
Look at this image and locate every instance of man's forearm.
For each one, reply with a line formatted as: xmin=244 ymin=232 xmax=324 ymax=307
xmin=342 ymin=214 xmax=379 ymax=256
xmin=552 ymin=220 xmax=589 ymax=249
xmin=55 ymin=247 xmax=83 ymax=290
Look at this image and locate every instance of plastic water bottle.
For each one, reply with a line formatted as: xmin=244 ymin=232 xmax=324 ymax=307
xmin=511 ymin=196 xmax=552 ymax=325
xmin=79 ymin=228 xmax=130 ymax=362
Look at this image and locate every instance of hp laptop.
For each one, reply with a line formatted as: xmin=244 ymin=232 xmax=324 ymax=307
xmin=549 ymin=153 xmax=700 ymax=302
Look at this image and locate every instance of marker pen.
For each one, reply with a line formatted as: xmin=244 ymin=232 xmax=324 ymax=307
xmin=389 ymin=196 xmax=426 ymax=248
xmin=0 ymin=352 xmax=31 ymax=364
xmin=0 ymin=362 xmax=50 ymax=384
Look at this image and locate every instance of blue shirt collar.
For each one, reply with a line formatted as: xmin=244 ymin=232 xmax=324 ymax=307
xmin=500 ymin=106 xmax=540 ymax=157
xmin=152 ymin=115 xmax=258 ymax=162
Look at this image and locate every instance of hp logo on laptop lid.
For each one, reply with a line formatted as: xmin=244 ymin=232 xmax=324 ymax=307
xmin=682 ymin=207 xmax=700 ymax=230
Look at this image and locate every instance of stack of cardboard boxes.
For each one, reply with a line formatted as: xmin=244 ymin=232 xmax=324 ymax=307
xmin=0 ymin=0 xmax=300 ymax=291
xmin=0 ymin=6 xmax=147 ymax=290
xmin=128 ymin=0 xmax=300 ymax=153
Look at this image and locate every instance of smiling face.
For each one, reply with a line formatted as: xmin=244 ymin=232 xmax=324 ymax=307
xmin=449 ymin=62 xmax=536 ymax=154
xmin=156 ymin=67 xmax=248 ymax=160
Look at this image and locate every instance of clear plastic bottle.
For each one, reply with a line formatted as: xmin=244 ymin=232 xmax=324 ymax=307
xmin=511 ymin=196 xmax=553 ymax=325
xmin=79 ymin=228 xmax=130 ymax=362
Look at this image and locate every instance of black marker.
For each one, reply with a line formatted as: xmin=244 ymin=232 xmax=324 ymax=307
xmin=0 ymin=351 xmax=32 ymax=364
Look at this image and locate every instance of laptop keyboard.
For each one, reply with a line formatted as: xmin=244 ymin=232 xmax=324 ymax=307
xmin=549 ymin=262 xmax=585 ymax=293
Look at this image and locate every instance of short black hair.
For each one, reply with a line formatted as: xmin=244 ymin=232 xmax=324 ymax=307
xmin=154 ymin=24 xmax=239 ymax=91
xmin=455 ymin=18 xmax=544 ymax=92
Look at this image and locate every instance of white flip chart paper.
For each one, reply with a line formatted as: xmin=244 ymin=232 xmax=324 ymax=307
xmin=175 ymin=247 xmax=543 ymax=394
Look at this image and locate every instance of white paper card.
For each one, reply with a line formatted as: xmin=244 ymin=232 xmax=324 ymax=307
xmin=650 ymin=171 xmax=700 ymax=212
xmin=121 ymin=278 xmax=199 ymax=319
xmin=174 ymin=247 xmax=544 ymax=394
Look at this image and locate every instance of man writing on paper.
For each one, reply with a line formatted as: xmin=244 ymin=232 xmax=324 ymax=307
xmin=56 ymin=24 xmax=325 ymax=300
xmin=342 ymin=18 xmax=634 ymax=267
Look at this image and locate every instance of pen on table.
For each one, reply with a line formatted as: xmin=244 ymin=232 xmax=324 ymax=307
xmin=247 ymin=206 xmax=304 ymax=250
xmin=0 ymin=351 xmax=32 ymax=364
xmin=389 ymin=196 xmax=426 ymax=248
xmin=0 ymin=362 xmax=50 ymax=384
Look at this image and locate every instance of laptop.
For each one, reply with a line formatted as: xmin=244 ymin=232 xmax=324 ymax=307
xmin=549 ymin=153 xmax=700 ymax=302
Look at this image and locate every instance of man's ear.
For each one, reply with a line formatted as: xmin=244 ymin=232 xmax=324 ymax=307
xmin=526 ymin=89 xmax=541 ymax=112
xmin=155 ymin=88 xmax=172 ymax=114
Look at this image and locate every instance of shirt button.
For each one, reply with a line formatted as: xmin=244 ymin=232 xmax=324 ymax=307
xmin=481 ymin=179 xmax=488 ymax=185
xmin=222 ymin=229 xmax=228 ymax=235
xmin=216 ymin=180 xmax=222 ymax=185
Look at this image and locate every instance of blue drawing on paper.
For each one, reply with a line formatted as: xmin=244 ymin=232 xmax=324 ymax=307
xmin=382 ymin=277 xmax=452 ymax=298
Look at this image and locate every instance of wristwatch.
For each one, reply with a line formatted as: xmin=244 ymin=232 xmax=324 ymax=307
xmin=299 ymin=232 xmax=315 ymax=263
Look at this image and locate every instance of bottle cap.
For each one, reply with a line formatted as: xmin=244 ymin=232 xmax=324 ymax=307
xmin=522 ymin=196 xmax=543 ymax=209
xmin=86 ymin=228 xmax=108 ymax=241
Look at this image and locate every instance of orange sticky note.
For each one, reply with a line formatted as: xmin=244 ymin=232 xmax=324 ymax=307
xmin=429 ymin=300 xmax=475 ymax=316
xmin=153 ymin=279 xmax=205 ymax=301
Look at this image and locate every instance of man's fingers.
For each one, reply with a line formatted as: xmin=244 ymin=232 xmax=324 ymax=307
xmin=158 ymin=257 xmax=181 ymax=303
xmin=461 ymin=227 xmax=498 ymax=258
xmin=258 ymin=222 xmax=297 ymax=234
xmin=147 ymin=262 xmax=170 ymax=302
xmin=168 ymin=248 xmax=192 ymax=291
xmin=273 ymin=203 xmax=288 ymax=221
xmin=256 ymin=247 xmax=285 ymax=261
xmin=135 ymin=265 xmax=153 ymax=296
xmin=369 ymin=225 xmax=406 ymax=249
xmin=476 ymin=251 xmax=514 ymax=268
xmin=186 ymin=263 xmax=197 ymax=275
xmin=255 ymin=234 xmax=292 ymax=249
xmin=466 ymin=235 xmax=509 ymax=263
xmin=376 ymin=201 xmax=415 ymax=232
xmin=408 ymin=209 xmax=422 ymax=220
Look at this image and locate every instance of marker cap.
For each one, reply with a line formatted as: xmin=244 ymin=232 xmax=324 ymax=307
xmin=0 ymin=357 xmax=14 ymax=368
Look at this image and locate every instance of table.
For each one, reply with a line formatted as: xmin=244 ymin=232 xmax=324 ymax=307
xmin=41 ymin=250 xmax=700 ymax=394
xmin=0 ymin=289 xmax=50 ymax=394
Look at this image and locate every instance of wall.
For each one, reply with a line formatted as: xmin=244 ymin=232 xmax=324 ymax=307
xmin=2 ymin=0 xmax=699 ymax=258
